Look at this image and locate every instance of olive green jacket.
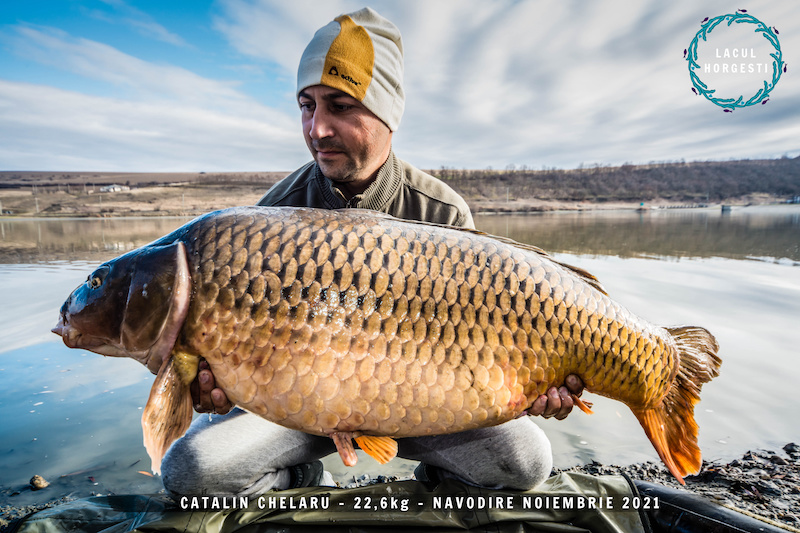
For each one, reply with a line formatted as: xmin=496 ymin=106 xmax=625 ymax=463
xmin=257 ymin=151 xmax=475 ymax=229
xmin=10 ymin=475 xmax=651 ymax=533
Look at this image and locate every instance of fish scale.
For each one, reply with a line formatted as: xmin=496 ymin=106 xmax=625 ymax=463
xmin=180 ymin=208 xmax=661 ymax=435
xmin=54 ymin=206 xmax=720 ymax=483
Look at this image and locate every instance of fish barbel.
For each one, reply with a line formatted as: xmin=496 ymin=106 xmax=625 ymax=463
xmin=53 ymin=207 xmax=720 ymax=483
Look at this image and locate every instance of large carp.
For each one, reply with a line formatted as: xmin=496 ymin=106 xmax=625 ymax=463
xmin=53 ymin=207 xmax=720 ymax=484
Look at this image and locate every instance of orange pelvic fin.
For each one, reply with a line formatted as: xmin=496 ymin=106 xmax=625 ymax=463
xmin=571 ymin=394 xmax=594 ymax=414
xmin=355 ymin=435 xmax=398 ymax=465
xmin=634 ymin=326 xmax=721 ymax=485
xmin=141 ymin=352 xmax=198 ymax=474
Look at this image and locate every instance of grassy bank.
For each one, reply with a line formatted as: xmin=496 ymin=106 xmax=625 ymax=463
xmin=1 ymin=157 xmax=799 ymax=218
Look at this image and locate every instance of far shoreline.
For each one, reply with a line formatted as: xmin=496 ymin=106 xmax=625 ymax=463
xmin=0 ymin=193 xmax=795 ymax=221
xmin=3 ymin=158 xmax=799 ymax=219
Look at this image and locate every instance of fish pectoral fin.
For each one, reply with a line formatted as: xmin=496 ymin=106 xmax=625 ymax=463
xmin=141 ymin=352 xmax=198 ymax=475
xmin=571 ymin=394 xmax=594 ymax=415
xmin=354 ymin=435 xmax=398 ymax=465
xmin=331 ymin=432 xmax=359 ymax=467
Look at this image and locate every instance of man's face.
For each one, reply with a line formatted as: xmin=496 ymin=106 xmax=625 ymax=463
xmin=299 ymin=85 xmax=392 ymax=196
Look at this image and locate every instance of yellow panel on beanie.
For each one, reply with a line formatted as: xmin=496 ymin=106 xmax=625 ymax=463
xmin=297 ymin=7 xmax=405 ymax=131
xmin=321 ymin=15 xmax=374 ymax=102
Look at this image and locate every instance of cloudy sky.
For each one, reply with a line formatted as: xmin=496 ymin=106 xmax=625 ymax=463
xmin=0 ymin=0 xmax=797 ymax=172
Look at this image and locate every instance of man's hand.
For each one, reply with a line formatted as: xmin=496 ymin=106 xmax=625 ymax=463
xmin=190 ymin=360 xmax=233 ymax=415
xmin=526 ymin=374 xmax=584 ymax=420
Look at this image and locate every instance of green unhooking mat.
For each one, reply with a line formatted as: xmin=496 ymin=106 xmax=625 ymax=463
xmin=9 ymin=473 xmax=653 ymax=533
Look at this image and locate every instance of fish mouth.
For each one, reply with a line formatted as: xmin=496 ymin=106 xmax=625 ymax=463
xmin=53 ymin=313 xmax=151 ymax=363
xmin=52 ymin=315 xmax=107 ymax=351
xmin=52 ymin=315 xmax=74 ymax=345
xmin=52 ymin=319 xmax=89 ymax=349
xmin=51 ymin=322 xmax=64 ymax=337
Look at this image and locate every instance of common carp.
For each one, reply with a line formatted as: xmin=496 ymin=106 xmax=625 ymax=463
xmin=53 ymin=206 xmax=720 ymax=484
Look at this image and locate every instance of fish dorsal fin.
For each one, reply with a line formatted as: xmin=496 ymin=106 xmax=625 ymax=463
xmin=327 ymin=209 xmax=610 ymax=296
xmin=553 ymin=261 xmax=608 ymax=295
xmin=339 ymin=208 xmax=397 ymax=219
xmin=448 ymin=229 xmax=610 ymax=296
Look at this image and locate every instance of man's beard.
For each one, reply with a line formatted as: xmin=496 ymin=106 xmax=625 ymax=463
xmin=313 ymin=140 xmax=359 ymax=183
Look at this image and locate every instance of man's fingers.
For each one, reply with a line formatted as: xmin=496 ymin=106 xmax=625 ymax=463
xmin=542 ymin=387 xmax=561 ymax=418
xmin=525 ymin=377 xmax=584 ymax=420
xmin=211 ymin=389 xmax=232 ymax=415
xmin=528 ymin=394 xmax=548 ymax=417
xmin=554 ymin=386 xmax=574 ymax=420
xmin=191 ymin=361 xmax=221 ymax=413
xmin=198 ymin=368 xmax=214 ymax=392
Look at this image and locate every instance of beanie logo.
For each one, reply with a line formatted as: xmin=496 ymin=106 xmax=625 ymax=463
xmin=320 ymin=15 xmax=372 ymax=101
xmin=329 ymin=65 xmax=361 ymax=87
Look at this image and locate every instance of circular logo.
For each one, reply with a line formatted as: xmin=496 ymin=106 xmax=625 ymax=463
xmin=686 ymin=10 xmax=784 ymax=111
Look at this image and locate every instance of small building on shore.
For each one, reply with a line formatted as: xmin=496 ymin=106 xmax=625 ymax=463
xmin=99 ymin=184 xmax=130 ymax=193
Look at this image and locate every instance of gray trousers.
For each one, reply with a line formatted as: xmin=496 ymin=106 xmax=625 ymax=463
xmin=161 ymin=408 xmax=552 ymax=496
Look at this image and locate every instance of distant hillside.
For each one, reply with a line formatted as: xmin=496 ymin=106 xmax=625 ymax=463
xmin=0 ymin=171 xmax=287 ymax=189
xmin=427 ymin=156 xmax=800 ymax=204
xmin=1 ymin=157 xmax=799 ymax=217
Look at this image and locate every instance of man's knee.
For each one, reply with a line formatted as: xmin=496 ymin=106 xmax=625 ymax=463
xmin=406 ymin=418 xmax=554 ymax=491
xmin=492 ymin=419 xmax=553 ymax=490
xmin=160 ymin=437 xmax=207 ymax=497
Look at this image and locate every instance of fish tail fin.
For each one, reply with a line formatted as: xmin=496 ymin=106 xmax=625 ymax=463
xmin=142 ymin=352 xmax=199 ymax=475
xmin=633 ymin=326 xmax=721 ymax=485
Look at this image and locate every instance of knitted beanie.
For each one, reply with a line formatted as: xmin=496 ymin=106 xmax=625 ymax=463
xmin=297 ymin=7 xmax=405 ymax=131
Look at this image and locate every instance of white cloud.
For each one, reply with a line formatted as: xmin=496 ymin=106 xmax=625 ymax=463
xmin=4 ymin=25 xmax=247 ymax=109
xmin=93 ymin=0 xmax=190 ymax=48
xmin=382 ymin=0 xmax=800 ymax=168
xmin=0 ymin=22 xmax=310 ymax=171
xmin=213 ymin=0 xmax=355 ymax=74
xmin=0 ymin=79 xmax=308 ymax=171
xmin=1 ymin=0 xmax=798 ymax=172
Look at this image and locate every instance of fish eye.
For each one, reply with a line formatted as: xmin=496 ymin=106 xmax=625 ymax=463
xmin=87 ymin=266 xmax=109 ymax=289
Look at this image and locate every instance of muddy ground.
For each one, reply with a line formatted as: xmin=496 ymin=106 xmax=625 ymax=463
xmin=556 ymin=443 xmax=800 ymax=531
xmin=3 ymin=444 xmax=799 ymax=532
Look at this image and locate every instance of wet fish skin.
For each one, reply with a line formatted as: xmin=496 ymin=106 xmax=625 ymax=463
xmin=180 ymin=207 xmax=674 ymax=431
xmin=54 ymin=206 xmax=720 ymax=483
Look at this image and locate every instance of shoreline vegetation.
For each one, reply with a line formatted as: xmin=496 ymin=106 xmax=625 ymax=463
xmin=1 ymin=156 xmax=799 ymax=218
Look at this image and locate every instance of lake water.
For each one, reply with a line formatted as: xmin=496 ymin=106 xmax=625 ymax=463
xmin=1 ymin=206 xmax=799 ymax=506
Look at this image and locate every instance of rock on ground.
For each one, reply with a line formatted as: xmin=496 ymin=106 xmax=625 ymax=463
xmin=555 ymin=443 xmax=800 ymax=530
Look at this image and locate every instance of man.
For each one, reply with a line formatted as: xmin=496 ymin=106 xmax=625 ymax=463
xmin=161 ymin=7 xmax=583 ymax=496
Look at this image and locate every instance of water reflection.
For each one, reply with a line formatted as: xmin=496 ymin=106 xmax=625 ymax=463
xmin=1 ymin=207 xmax=799 ymax=507
xmin=475 ymin=206 xmax=800 ymax=262
xmin=1 ymin=342 xmax=162 ymax=504
xmin=1 ymin=206 xmax=798 ymax=264
xmin=0 ymin=217 xmax=191 ymax=263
